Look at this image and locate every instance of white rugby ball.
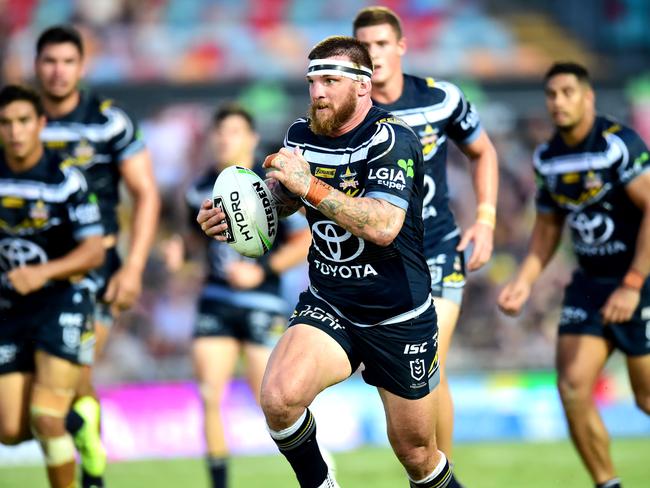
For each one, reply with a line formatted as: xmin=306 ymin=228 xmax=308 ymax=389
xmin=212 ymin=165 xmax=278 ymax=258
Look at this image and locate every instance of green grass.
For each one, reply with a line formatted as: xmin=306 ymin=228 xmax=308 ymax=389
xmin=2 ymin=438 xmax=649 ymax=487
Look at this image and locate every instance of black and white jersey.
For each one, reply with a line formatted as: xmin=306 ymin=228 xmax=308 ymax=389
xmin=284 ymin=106 xmax=431 ymax=326
xmin=374 ymin=74 xmax=481 ymax=252
xmin=0 ymin=149 xmax=103 ymax=305
xmin=40 ymin=90 xmax=145 ymax=235
xmin=535 ymin=115 xmax=650 ymax=278
xmin=186 ymin=166 xmax=308 ymax=314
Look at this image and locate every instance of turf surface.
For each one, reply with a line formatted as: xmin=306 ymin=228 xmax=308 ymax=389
xmin=1 ymin=438 xmax=649 ymax=487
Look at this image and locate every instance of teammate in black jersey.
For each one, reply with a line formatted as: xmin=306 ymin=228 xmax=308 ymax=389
xmin=33 ymin=25 xmax=160 ymax=487
xmin=0 ymin=85 xmax=104 ymax=488
xmin=499 ymin=63 xmax=650 ymax=488
xmin=352 ymin=6 xmax=499 ymax=461
xmin=199 ymin=36 xmax=462 ymax=488
xmin=181 ymin=104 xmax=310 ymax=488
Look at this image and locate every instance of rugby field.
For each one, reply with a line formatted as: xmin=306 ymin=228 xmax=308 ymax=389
xmin=2 ymin=438 xmax=649 ymax=487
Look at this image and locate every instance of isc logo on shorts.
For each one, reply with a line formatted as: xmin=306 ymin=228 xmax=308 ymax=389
xmin=59 ymin=312 xmax=84 ymax=327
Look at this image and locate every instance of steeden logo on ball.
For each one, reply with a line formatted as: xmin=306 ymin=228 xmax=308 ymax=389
xmin=211 ymin=165 xmax=278 ymax=258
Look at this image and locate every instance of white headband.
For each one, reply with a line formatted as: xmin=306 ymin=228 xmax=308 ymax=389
xmin=307 ymin=58 xmax=372 ymax=82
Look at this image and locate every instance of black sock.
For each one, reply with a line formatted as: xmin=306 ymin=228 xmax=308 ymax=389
xmin=269 ymin=408 xmax=328 ymax=488
xmin=207 ymin=456 xmax=227 ymax=488
xmin=596 ymin=478 xmax=622 ymax=488
xmin=65 ymin=409 xmax=84 ymax=436
xmin=82 ymin=470 xmax=104 ymax=488
xmin=410 ymin=454 xmax=461 ymax=488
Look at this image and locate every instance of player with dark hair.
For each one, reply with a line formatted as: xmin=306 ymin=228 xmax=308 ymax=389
xmin=34 ymin=24 xmax=161 ymax=487
xmin=0 ymin=84 xmax=104 ymax=488
xmin=184 ymin=103 xmax=310 ymax=488
xmin=353 ymin=6 xmax=499 ymax=460
xmin=198 ymin=36 xmax=462 ymax=488
xmin=499 ymin=62 xmax=650 ymax=488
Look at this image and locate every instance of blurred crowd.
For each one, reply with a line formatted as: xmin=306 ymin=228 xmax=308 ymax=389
xmin=1 ymin=0 xmax=649 ymax=382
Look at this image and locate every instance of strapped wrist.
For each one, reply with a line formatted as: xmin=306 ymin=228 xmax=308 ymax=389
xmin=622 ymin=268 xmax=645 ymax=291
xmin=476 ymin=202 xmax=496 ymax=229
xmin=303 ymin=175 xmax=333 ymax=207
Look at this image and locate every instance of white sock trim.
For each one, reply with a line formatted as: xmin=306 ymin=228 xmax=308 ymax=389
xmin=600 ymin=478 xmax=621 ymax=488
xmin=408 ymin=451 xmax=448 ymax=484
xmin=268 ymin=409 xmax=307 ymax=440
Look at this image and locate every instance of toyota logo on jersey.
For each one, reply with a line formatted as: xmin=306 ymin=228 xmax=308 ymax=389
xmin=0 ymin=238 xmax=48 ymax=271
xmin=311 ymin=220 xmax=364 ymax=263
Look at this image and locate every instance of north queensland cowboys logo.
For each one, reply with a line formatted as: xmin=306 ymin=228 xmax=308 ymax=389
xmin=409 ymin=359 xmax=426 ymax=381
xmin=568 ymin=212 xmax=614 ymax=245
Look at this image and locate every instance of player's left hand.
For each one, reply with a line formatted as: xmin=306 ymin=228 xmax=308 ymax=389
xmin=601 ymin=286 xmax=640 ymax=324
xmin=7 ymin=265 xmax=49 ymax=295
xmin=225 ymin=261 xmax=265 ymax=290
xmin=104 ymin=265 xmax=143 ymax=316
xmin=264 ymin=147 xmax=311 ymax=197
xmin=457 ymin=222 xmax=494 ymax=271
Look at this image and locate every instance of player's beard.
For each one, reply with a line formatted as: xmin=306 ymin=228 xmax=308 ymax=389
xmin=309 ymin=90 xmax=357 ymax=137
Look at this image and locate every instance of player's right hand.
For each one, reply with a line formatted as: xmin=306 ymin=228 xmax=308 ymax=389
xmin=7 ymin=265 xmax=49 ymax=295
xmin=196 ymin=199 xmax=228 ymax=241
xmin=497 ymin=279 xmax=531 ymax=316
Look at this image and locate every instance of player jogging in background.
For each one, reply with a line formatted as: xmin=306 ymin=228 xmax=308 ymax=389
xmin=34 ymin=25 xmax=161 ymax=488
xmin=499 ymin=62 xmax=650 ymax=488
xmin=199 ymin=36 xmax=463 ymax=488
xmin=182 ymin=103 xmax=310 ymax=488
xmin=0 ymin=84 xmax=105 ymax=488
xmin=353 ymin=6 xmax=499 ymax=462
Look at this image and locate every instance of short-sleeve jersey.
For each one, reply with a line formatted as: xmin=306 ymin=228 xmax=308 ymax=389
xmin=534 ymin=116 xmax=650 ymax=278
xmin=284 ymin=106 xmax=431 ymax=326
xmin=40 ymin=90 xmax=145 ymax=235
xmin=373 ymin=74 xmax=482 ymax=251
xmin=0 ymin=149 xmax=103 ymax=306
xmin=186 ymin=166 xmax=309 ymax=314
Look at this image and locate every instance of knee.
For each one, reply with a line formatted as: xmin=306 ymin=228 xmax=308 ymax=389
xmin=634 ymin=392 xmax=650 ymax=415
xmin=198 ymin=382 xmax=226 ymax=409
xmin=260 ymin=380 xmax=303 ymax=425
xmin=392 ymin=442 xmax=433 ymax=472
xmin=30 ymin=411 xmax=65 ymax=438
xmin=557 ymin=375 xmax=590 ymax=409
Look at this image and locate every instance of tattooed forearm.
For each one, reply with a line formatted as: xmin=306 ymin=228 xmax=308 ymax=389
xmin=317 ymin=191 xmax=405 ymax=246
xmin=265 ymin=178 xmax=303 ymax=218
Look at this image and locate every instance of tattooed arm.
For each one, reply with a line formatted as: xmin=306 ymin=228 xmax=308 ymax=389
xmin=264 ymin=147 xmax=405 ymax=246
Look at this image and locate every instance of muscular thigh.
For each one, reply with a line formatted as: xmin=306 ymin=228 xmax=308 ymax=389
xmin=263 ymin=324 xmax=352 ymax=405
xmin=379 ymin=387 xmax=437 ymax=448
xmin=556 ymin=334 xmax=611 ymax=394
xmin=0 ymin=372 xmax=32 ymax=439
xmin=627 ymin=354 xmax=650 ymax=397
xmin=192 ymin=336 xmax=241 ymax=388
xmin=242 ymin=343 xmax=273 ymax=403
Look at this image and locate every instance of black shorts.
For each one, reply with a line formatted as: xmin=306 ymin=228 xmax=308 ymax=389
xmin=289 ymin=290 xmax=440 ymax=399
xmin=193 ymin=298 xmax=287 ymax=348
xmin=426 ymin=236 xmax=465 ymax=306
xmin=559 ymin=271 xmax=650 ymax=356
xmin=0 ymin=284 xmax=95 ymax=374
xmin=89 ymin=246 xmax=121 ymax=327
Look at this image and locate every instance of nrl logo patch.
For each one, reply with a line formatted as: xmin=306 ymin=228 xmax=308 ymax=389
xmin=409 ymin=359 xmax=426 ymax=381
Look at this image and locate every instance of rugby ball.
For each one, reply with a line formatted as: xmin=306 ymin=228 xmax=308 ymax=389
xmin=211 ymin=165 xmax=278 ymax=258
